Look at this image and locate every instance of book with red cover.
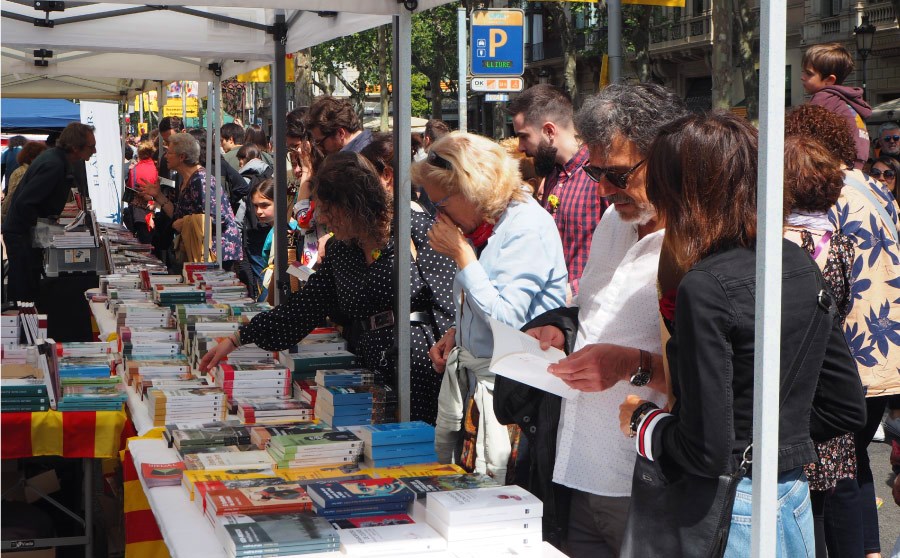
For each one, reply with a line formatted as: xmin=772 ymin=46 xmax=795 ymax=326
xmin=141 ymin=462 xmax=187 ymax=488
xmin=205 ymin=482 xmax=313 ymax=515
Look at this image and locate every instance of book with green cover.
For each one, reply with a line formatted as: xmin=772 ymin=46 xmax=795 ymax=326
xmin=268 ymin=430 xmax=363 ymax=452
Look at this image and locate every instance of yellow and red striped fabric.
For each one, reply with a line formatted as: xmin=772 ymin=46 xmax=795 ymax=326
xmin=122 ymin=430 xmax=170 ymax=558
xmin=1 ymin=409 xmax=129 ymax=459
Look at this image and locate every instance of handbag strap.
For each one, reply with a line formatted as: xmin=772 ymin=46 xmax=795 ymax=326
xmin=743 ymin=281 xmax=835 ymax=471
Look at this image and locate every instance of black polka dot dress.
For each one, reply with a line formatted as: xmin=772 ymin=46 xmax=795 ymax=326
xmin=239 ymin=212 xmax=456 ymax=424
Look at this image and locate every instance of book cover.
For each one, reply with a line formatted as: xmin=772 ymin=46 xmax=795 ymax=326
xmin=427 ymin=514 xmax=538 ymax=542
xmin=141 ymin=462 xmax=186 ymax=488
xmin=313 ymin=500 xmax=412 ymax=519
xmin=338 ymin=522 xmax=446 ymax=556
xmin=192 ymin=451 xmax=273 ymax=471
xmin=216 ymin=513 xmax=337 ymax=555
xmin=425 ymin=485 xmax=544 ymax=525
xmin=367 ymin=462 xmax=466 ymax=479
xmin=306 ymin=477 xmax=415 ymax=509
xmin=399 ymin=473 xmax=499 ymax=499
xmin=206 ymin=482 xmax=312 ymax=515
xmin=268 ymin=430 xmax=362 ymax=451
xmin=182 ymin=470 xmax=278 ymax=501
xmin=355 ymin=421 xmax=435 ymax=446
xmin=328 ymin=513 xmax=414 ymax=529
xmin=365 ymin=442 xmax=436 ymax=461
xmin=194 ymin=476 xmax=287 ymax=512
xmin=362 ymin=453 xmax=438 ymax=468
xmin=318 ymin=385 xmax=373 ymax=407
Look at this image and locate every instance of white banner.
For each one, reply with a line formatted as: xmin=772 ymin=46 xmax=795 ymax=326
xmin=80 ymin=101 xmax=122 ymax=223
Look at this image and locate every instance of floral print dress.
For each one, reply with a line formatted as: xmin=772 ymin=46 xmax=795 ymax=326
xmin=174 ymin=167 xmax=243 ymax=262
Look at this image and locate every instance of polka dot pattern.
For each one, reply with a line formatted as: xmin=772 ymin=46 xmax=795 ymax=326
xmin=240 ymin=212 xmax=456 ymax=424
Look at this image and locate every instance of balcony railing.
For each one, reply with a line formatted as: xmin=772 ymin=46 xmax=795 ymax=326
xmin=525 ymin=38 xmax=563 ymax=62
xmin=649 ymin=12 xmax=713 ymax=52
xmin=864 ymin=2 xmax=898 ymax=27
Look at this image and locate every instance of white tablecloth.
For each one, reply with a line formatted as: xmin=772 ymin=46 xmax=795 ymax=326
xmin=127 ymin=438 xmax=568 ymax=558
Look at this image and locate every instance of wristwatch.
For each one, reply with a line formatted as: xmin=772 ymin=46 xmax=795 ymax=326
xmin=630 ymin=349 xmax=652 ymax=387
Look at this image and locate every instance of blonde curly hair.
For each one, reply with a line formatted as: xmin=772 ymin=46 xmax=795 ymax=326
xmin=410 ymin=132 xmax=527 ymax=223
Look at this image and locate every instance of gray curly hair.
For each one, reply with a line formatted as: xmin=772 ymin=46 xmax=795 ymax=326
xmin=574 ymin=83 xmax=689 ymax=156
xmin=167 ymin=133 xmax=201 ymax=167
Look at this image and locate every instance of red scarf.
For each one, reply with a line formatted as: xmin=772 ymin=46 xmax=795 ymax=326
xmin=465 ymin=221 xmax=494 ymax=248
xmin=659 ymin=288 xmax=677 ymax=322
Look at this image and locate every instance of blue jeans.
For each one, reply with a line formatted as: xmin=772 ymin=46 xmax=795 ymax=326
xmin=724 ymin=467 xmax=815 ymax=558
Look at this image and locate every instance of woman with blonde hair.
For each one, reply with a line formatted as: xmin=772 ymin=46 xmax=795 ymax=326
xmin=414 ymin=132 xmax=567 ymax=482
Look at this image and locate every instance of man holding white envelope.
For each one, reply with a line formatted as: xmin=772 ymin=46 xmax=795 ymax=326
xmin=494 ymin=83 xmax=689 ymax=558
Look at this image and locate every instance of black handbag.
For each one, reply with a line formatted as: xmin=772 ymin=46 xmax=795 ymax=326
xmin=621 ymin=287 xmax=835 ymax=558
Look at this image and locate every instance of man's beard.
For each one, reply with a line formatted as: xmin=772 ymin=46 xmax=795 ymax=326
xmin=883 ymin=143 xmax=900 ymax=156
xmin=533 ymin=141 xmax=558 ymax=177
xmin=606 ymin=192 xmax=657 ymax=226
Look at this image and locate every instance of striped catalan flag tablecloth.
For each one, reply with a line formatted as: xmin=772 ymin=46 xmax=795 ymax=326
xmin=1 ymin=409 xmax=129 ymax=459
xmin=122 ymin=429 xmax=170 ymax=558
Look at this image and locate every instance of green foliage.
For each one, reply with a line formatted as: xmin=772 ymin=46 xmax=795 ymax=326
xmin=411 ymin=73 xmax=430 ymax=117
xmin=411 ymin=3 xmax=460 ymax=99
xmin=310 ymin=26 xmax=384 ymax=111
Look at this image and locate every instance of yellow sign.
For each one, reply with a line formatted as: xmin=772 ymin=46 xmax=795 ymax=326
xmin=236 ymin=55 xmax=296 ymax=83
xmin=471 ymin=10 xmax=523 ymax=26
xmin=137 ymin=123 xmax=149 ymax=135
xmin=163 ymin=97 xmax=199 ymax=118
xmin=132 ymin=91 xmax=159 ymax=113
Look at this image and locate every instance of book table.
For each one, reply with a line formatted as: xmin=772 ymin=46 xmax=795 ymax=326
xmin=127 ymin=437 xmax=569 ymax=558
xmin=0 ymin=407 xmax=129 ymax=556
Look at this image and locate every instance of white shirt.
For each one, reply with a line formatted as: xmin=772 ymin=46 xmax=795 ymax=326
xmin=553 ymin=210 xmax=668 ymax=496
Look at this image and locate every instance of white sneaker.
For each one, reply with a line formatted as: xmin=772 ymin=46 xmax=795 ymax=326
xmin=873 ymin=421 xmax=886 ymax=443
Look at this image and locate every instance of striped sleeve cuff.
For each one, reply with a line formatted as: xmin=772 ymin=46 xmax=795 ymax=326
xmin=635 ymin=409 xmax=673 ymax=461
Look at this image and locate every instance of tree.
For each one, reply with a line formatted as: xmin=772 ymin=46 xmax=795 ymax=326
xmin=625 ymin=5 xmax=653 ymax=83
xmin=410 ymin=4 xmax=460 ymax=120
xmin=310 ymin=29 xmax=380 ymax=114
xmin=710 ymin=0 xmax=733 ymax=108
xmin=733 ymin=0 xmax=759 ymax=121
xmin=543 ymin=2 xmax=579 ymax=99
xmin=293 ymin=50 xmax=314 ymax=107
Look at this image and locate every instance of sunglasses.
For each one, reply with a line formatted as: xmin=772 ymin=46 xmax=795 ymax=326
xmin=427 ymin=150 xmax=453 ymax=171
xmin=582 ymin=159 xmax=645 ymax=189
xmin=312 ymin=132 xmax=334 ymax=149
xmin=883 ymin=135 xmax=900 ymax=142
xmin=870 ymin=168 xmax=897 ymax=179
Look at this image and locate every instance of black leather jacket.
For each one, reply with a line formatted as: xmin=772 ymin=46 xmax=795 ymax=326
xmin=653 ymin=240 xmax=867 ymax=477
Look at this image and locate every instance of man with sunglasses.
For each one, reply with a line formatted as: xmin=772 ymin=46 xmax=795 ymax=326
xmin=305 ymin=96 xmax=372 ymax=156
xmin=508 ymin=85 xmax=608 ymax=299
xmin=879 ymin=122 xmax=900 ymax=162
xmin=495 ymin=83 xmax=689 ymax=557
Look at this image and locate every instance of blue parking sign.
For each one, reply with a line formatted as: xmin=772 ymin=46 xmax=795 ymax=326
xmin=470 ymin=9 xmax=524 ymax=77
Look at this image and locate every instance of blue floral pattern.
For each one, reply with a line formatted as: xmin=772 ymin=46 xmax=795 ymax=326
xmin=174 ymin=167 xmax=243 ymax=262
xmin=828 ymin=169 xmax=900 ymax=396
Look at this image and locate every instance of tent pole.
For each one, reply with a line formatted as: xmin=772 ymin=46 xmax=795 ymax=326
xmin=751 ymin=0 xmax=786 ymax=556
xmin=205 ymin=80 xmax=213 ymax=262
xmin=120 ymin=94 xmax=128 ymax=225
xmin=393 ymin=8 xmax=413 ymax=423
xmin=271 ymin=11 xmax=289 ymax=306
xmin=214 ymin=74 xmax=224 ymax=267
xmin=457 ymin=7 xmax=468 ymax=133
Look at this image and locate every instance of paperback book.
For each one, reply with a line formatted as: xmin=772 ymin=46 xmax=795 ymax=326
xmin=306 ymin=477 xmax=415 ymax=509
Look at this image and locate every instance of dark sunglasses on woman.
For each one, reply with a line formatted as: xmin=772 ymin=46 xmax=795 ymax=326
xmin=870 ymin=168 xmax=896 ymax=180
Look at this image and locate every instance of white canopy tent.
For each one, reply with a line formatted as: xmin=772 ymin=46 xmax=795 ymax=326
xmin=2 ymin=0 xmax=432 ymax=421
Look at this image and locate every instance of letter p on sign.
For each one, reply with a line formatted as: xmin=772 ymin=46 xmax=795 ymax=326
xmin=489 ymin=29 xmax=508 ymax=57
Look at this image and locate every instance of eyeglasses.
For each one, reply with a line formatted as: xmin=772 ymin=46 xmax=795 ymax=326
xmin=432 ymin=194 xmax=454 ymax=213
xmin=870 ymin=168 xmax=897 ymax=180
xmin=883 ymin=135 xmax=900 ymax=142
xmin=312 ymin=132 xmax=334 ymax=149
xmin=427 ymin=150 xmax=453 ymax=171
xmin=582 ymin=159 xmax=645 ymax=189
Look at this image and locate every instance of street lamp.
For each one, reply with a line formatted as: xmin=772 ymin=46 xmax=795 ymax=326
xmin=538 ymin=68 xmax=550 ymax=85
xmin=854 ymin=15 xmax=876 ymax=101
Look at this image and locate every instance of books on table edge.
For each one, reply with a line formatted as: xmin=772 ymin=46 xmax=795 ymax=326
xmin=213 ymin=512 xmax=338 ymax=558
xmin=306 ymin=477 xmax=415 ymax=510
xmin=425 ymin=513 xmax=540 ymax=542
xmin=141 ymin=461 xmax=187 ymax=488
xmin=398 ymin=473 xmax=500 ymax=499
xmin=338 ymin=521 xmax=446 ymax=556
xmin=425 ymin=485 xmax=544 ymax=526
xmin=205 ymin=482 xmax=313 ymax=515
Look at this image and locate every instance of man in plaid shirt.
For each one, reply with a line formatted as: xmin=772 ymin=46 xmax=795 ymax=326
xmin=509 ymin=85 xmax=608 ymax=299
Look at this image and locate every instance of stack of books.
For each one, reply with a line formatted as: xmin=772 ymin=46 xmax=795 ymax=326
xmin=315 ymin=386 xmax=373 ymax=428
xmin=183 ymin=449 xmax=274 ymax=471
xmin=1 ymin=310 xmax=19 ymax=348
xmin=153 ymin=284 xmax=207 ymax=308
xmin=236 ymin=398 xmax=314 ymax=425
xmin=211 ymin=362 xmax=292 ymax=401
xmin=249 ymin=424 xmax=328 ymax=450
xmin=141 ymin=462 xmax=187 ymax=488
xmin=285 ymin=350 xmax=358 ymax=382
xmin=266 ymin=430 xmax=363 ymax=469
xmin=425 ymin=485 xmax=544 ymax=553
xmin=337 ymin=521 xmax=446 ymax=556
xmin=122 ymin=356 xmax=191 ymax=388
xmin=398 ymin=473 xmax=499 ymax=500
xmin=306 ymin=477 xmax=415 ymax=520
xmin=314 ymin=369 xmax=374 ymax=388
xmin=214 ymin=513 xmax=338 ymax=558
xmin=146 ymin=386 xmax=227 ymax=426
xmin=1 ymin=357 xmax=51 ymax=412
xmin=115 ymin=303 xmax=172 ymax=331
xmin=57 ymin=379 xmax=127 ymax=411
xmin=169 ymin=424 xmax=252 ymax=453
xmin=204 ymin=481 xmax=313 ymax=517
xmin=355 ymin=422 xmax=438 ymax=468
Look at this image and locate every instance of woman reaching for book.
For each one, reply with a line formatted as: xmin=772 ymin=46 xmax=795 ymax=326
xmin=199 ymin=152 xmax=457 ymax=425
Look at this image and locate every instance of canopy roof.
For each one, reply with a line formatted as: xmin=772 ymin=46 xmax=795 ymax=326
xmin=0 ymin=98 xmax=80 ymax=131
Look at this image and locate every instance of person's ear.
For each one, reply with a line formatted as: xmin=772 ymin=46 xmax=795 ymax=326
xmin=823 ymin=74 xmax=838 ymax=86
xmin=542 ymin=122 xmax=557 ymax=143
xmin=383 ymin=166 xmax=394 ymax=186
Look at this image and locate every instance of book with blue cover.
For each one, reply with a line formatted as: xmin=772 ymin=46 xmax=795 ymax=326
xmin=366 ymin=442 xmax=436 ymax=461
xmin=355 ymin=421 xmax=434 ymax=446
xmin=214 ymin=512 xmax=338 ymax=556
xmin=306 ymin=477 xmax=415 ymax=509
xmin=312 ymin=500 xmax=412 ymax=519
xmin=318 ymin=385 xmax=373 ymax=407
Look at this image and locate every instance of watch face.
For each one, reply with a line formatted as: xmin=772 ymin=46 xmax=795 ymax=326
xmin=630 ymin=371 xmax=650 ymax=387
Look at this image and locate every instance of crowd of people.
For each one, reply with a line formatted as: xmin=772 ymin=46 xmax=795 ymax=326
xmin=2 ymin=38 xmax=900 ymax=558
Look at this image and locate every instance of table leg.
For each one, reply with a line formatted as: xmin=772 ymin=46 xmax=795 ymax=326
xmin=84 ymin=458 xmax=93 ymax=558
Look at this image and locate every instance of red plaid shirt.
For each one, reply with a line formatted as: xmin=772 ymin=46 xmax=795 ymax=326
xmin=541 ymin=145 xmax=608 ymax=293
